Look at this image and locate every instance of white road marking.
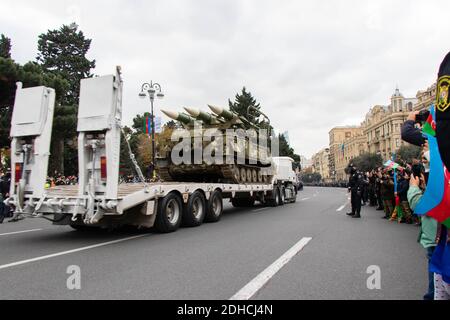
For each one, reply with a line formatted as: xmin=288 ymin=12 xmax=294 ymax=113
xmin=336 ymin=204 xmax=347 ymax=212
xmin=230 ymin=237 xmax=312 ymax=300
xmin=301 ymin=197 xmax=310 ymax=201
xmin=0 ymin=234 xmax=148 ymax=271
xmin=253 ymin=207 xmax=269 ymax=213
xmin=0 ymin=229 xmax=43 ymax=237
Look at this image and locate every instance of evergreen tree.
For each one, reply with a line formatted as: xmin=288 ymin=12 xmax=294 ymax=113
xmin=0 ymin=34 xmax=11 ymax=59
xmin=0 ymin=58 xmax=69 ymax=149
xmin=37 ymin=23 xmax=96 ymax=175
xmin=37 ymin=23 xmax=96 ymax=106
xmin=228 ymin=87 xmax=261 ymax=123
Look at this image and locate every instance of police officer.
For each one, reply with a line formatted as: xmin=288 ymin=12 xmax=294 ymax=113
xmin=346 ymin=164 xmax=364 ymax=219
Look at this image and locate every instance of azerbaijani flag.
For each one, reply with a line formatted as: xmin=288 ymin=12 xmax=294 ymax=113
xmin=383 ymin=160 xmax=402 ymax=170
xmin=143 ymin=116 xmax=151 ymax=135
xmin=414 ymin=106 xmax=450 ymax=228
xmin=422 ymin=112 xmax=436 ymax=137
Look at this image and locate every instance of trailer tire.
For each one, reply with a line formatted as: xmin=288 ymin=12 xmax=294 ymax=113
xmin=155 ymin=192 xmax=183 ymax=233
xmin=205 ymin=189 xmax=223 ymax=223
xmin=183 ymin=191 xmax=207 ymax=227
xmin=267 ymin=186 xmax=280 ymax=207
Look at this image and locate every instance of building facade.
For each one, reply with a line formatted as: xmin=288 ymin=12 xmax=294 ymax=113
xmin=312 ymin=148 xmax=331 ymax=182
xmin=415 ymin=83 xmax=436 ymax=111
xmin=362 ymin=88 xmax=417 ymax=161
xmin=329 ymin=126 xmax=364 ymax=182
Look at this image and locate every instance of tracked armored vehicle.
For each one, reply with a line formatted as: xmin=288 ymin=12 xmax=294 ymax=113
xmin=157 ymin=105 xmax=274 ymax=184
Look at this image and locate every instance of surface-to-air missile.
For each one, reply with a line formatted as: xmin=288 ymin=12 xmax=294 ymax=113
xmin=161 ymin=109 xmax=195 ymax=126
xmin=183 ymin=107 xmax=224 ymax=125
xmin=208 ymin=105 xmax=239 ymax=121
xmin=208 ymin=105 xmax=260 ymax=130
xmin=157 ymin=105 xmax=273 ymax=184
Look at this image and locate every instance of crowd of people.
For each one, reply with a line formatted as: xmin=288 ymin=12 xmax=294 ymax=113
xmin=45 ymin=173 xmax=78 ymax=188
xmin=0 ymin=170 xmax=12 ymax=223
xmin=351 ymin=161 xmax=426 ymax=225
xmin=345 ymin=50 xmax=450 ymax=300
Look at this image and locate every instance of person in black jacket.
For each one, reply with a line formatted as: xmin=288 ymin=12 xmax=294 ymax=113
xmin=0 ymin=171 xmax=10 ymax=224
xmin=401 ymin=111 xmax=427 ymax=147
xmin=346 ymin=165 xmax=364 ymax=219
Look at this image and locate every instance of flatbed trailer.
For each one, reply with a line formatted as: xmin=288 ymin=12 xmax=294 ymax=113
xmin=5 ymin=67 xmax=297 ymax=233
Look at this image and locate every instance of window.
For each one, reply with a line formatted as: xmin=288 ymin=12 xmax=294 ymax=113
xmin=396 ymin=138 xmax=400 ymax=147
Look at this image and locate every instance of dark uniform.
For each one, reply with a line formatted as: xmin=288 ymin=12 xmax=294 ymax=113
xmin=0 ymin=173 xmax=11 ymax=223
xmin=347 ymin=168 xmax=364 ymax=218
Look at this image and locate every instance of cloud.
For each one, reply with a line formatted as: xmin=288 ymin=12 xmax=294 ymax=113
xmin=2 ymin=0 xmax=450 ymax=157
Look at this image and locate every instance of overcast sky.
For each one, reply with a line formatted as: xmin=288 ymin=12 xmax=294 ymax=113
xmin=2 ymin=0 xmax=450 ymax=158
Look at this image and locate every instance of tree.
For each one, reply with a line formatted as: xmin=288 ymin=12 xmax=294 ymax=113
xmin=229 ymin=87 xmax=261 ymax=123
xmin=278 ymin=134 xmax=301 ymax=169
xmin=37 ymin=23 xmax=96 ymax=106
xmin=0 ymin=58 xmax=69 ymax=150
xmin=0 ymin=34 xmax=11 ymax=59
xmin=132 ymin=112 xmax=152 ymax=134
xmin=347 ymin=153 xmax=383 ymax=173
xmin=37 ymin=23 xmax=96 ymax=174
xmin=396 ymin=144 xmax=422 ymax=165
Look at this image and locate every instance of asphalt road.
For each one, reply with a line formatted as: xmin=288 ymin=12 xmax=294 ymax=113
xmin=0 ymin=187 xmax=427 ymax=300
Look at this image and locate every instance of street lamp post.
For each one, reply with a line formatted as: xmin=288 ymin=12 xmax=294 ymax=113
xmin=139 ymin=81 xmax=164 ymax=179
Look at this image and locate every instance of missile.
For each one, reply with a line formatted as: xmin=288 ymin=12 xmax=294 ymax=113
xmin=161 ymin=109 xmax=195 ymax=125
xmin=208 ymin=105 xmax=236 ymax=121
xmin=184 ymin=107 xmax=222 ymax=125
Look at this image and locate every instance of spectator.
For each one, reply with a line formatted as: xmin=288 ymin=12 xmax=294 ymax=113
xmin=368 ymin=170 xmax=377 ymax=207
xmin=375 ymin=168 xmax=384 ymax=211
xmin=0 ymin=171 xmax=11 ymax=223
xmin=392 ymin=170 xmax=413 ymax=224
xmin=408 ymin=174 xmax=439 ymax=300
xmin=380 ymin=171 xmax=395 ymax=219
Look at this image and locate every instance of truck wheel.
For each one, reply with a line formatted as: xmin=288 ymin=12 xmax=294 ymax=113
xmin=267 ymin=186 xmax=280 ymax=207
xmin=155 ymin=192 xmax=183 ymax=233
xmin=279 ymin=186 xmax=286 ymax=206
xmin=183 ymin=191 xmax=206 ymax=227
xmin=205 ymin=189 xmax=223 ymax=223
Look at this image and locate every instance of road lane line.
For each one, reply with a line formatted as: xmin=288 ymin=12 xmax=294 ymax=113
xmin=0 ymin=234 xmax=148 ymax=271
xmin=336 ymin=204 xmax=346 ymax=212
xmin=301 ymin=197 xmax=310 ymax=201
xmin=253 ymin=207 xmax=269 ymax=213
xmin=0 ymin=229 xmax=43 ymax=237
xmin=230 ymin=237 xmax=312 ymax=300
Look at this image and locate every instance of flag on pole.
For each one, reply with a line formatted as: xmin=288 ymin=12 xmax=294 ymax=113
xmin=143 ymin=116 xmax=152 ymax=135
xmin=383 ymin=160 xmax=402 ymax=170
xmin=415 ymin=106 xmax=450 ymax=227
xmin=392 ymin=153 xmax=403 ymax=221
xmin=422 ymin=112 xmax=436 ymax=137
xmin=155 ymin=117 xmax=162 ymax=133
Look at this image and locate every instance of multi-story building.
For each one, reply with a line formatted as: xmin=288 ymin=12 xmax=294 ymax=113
xmin=312 ymin=148 xmax=331 ymax=182
xmin=329 ymin=126 xmax=364 ymax=181
xmin=362 ymin=88 xmax=417 ymax=161
xmin=415 ymin=83 xmax=436 ymax=111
